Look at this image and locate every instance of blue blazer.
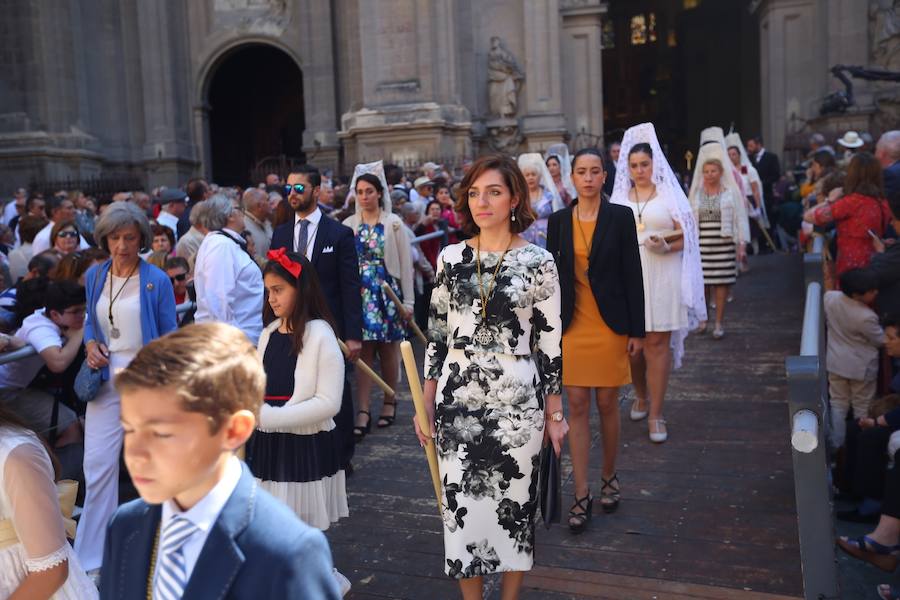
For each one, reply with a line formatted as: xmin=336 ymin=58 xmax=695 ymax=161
xmin=271 ymin=212 xmax=363 ymax=341
xmin=99 ymin=464 xmax=341 ymax=600
xmin=84 ymin=259 xmax=178 ymax=381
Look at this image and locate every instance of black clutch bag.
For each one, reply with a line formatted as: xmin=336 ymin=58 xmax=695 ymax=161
xmin=539 ymin=443 xmax=561 ymax=529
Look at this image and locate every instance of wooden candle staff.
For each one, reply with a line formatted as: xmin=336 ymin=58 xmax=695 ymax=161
xmin=337 ymin=339 xmax=395 ymax=398
xmin=381 ymin=282 xmax=428 ymax=344
xmin=400 ymin=340 xmax=443 ymax=515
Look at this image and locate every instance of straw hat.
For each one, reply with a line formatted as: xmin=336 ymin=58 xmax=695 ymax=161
xmin=837 ymin=131 xmax=864 ymax=149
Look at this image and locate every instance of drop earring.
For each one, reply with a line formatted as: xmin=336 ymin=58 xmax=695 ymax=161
xmin=511 ymin=210 xmax=517 ymax=222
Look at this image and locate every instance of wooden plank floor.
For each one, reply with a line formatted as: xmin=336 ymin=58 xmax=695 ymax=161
xmin=330 ymin=253 xmax=805 ymax=599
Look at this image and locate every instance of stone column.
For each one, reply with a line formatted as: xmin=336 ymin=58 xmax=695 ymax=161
xmin=300 ymin=0 xmax=341 ymax=173
xmin=520 ymin=0 xmax=568 ymax=151
xmin=559 ymin=0 xmax=606 ymax=141
xmin=135 ymin=0 xmax=198 ymax=187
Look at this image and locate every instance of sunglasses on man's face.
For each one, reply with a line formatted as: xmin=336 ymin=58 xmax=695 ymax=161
xmin=169 ymin=273 xmax=187 ymax=283
xmin=283 ymin=183 xmax=306 ymax=196
xmin=58 ymin=231 xmax=79 ymax=239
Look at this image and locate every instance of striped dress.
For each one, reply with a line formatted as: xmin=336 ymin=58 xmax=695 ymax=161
xmin=697 ymin=189 xmax=737 ymax=285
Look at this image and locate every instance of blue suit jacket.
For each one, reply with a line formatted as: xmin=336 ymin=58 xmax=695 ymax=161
xmin=271 ymin=211 xmax=363 ymax=341
xmin=99 ymin=464 xmax=341 ymax=599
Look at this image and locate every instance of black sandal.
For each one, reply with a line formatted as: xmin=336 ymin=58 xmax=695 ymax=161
xmin=568 ymin=492 xmax=593 ymax=534
xmin=353 ymin=410 xmax=371 ymax=441
xmin=377 ymin=399 xmax=397 ymax=428
xmin=600 ymin=474 xmax=620 ymax=513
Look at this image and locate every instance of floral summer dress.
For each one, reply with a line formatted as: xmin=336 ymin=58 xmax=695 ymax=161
xmin=356 ymin=222 xmax=406 ymax=342
xmin=425 ymin=242 xmax=562 ymax=579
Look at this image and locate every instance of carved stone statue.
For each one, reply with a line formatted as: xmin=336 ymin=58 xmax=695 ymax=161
xmin=488 ymin=37 xmax=524 ymax=118
xmin=870 ymin=0 xmax=900 ymax=70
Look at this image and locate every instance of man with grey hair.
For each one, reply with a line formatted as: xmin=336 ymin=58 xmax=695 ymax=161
xmin=193 ymin=195 xmax=263 ymax=343
xmin=808 ymin=132 xmax=835 ymax=156
xmin=174 ymin=201 xmax=210 ymax=267
xmin=877 ymin=130 xmax=900 ymax=199
xmin=241 ymin=188 xmax=273 ymax=260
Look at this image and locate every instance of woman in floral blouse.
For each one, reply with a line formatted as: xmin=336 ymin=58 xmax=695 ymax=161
xmin=415 ymin=155 xmax=568 ymax=599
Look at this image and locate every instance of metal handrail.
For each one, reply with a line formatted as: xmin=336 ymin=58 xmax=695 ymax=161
xmin=799 ymin=282 xmax=821 ymax=357
xmin=0 ymin=301 xmax=196 ymax=366
xmin=410 ymin=227 xmax=458 ymax=246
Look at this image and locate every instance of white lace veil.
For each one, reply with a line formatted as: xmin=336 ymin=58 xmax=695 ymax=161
xmin=544 ymin=143 xmax=577 ymax=200
xmin=688 ymin=127 xmax=751 ymax=245
xmin=349 ymin=160 xmax=392 ymax=215
xmin=518 ymin=152 xmax=564 ymax=211
xmin=725 ymin=131 xmax=770 ymax=228
xmin=610 ymin=122 xmax=706 ymax=369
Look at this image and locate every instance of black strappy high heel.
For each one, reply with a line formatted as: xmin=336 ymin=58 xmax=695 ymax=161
xmin=600 ymin=474 xmax=620 ymax=513
xmin=568 ymin=492 xmax=593 ymax=534
xmin=353 ymin=410 xmax=371 ymax=441
xmin=377 ymin=398 xmax=397 ymax=428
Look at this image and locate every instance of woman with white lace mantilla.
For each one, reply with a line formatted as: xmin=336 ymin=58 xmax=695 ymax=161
xmin=611 ymin=123 xmax=706 ymax=444
xmin=414 ymin=154 xmax=567 ymax=600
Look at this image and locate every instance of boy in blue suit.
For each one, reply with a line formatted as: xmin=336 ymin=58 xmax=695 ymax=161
xmin=99 ymin=322 xmax=341 ymax=599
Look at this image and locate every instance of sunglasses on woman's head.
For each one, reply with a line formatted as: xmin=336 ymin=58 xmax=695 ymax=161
xmin=58 ymin=231 xmax=79 ymax=239
xmin=283 ymin=183 xmax=305 ymax=196
xmin=169 ymin=273 xmax=187 ymax=283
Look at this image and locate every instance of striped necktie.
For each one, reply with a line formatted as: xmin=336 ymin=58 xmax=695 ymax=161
xmin=153 ymin=515 xmax=198 ymax=600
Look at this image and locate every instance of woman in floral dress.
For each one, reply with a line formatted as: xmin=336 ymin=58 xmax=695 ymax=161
xmin=415 ymin=155 xmax=568 ymax=599
xmin=343 ymin=173 xmax=414 ymax=440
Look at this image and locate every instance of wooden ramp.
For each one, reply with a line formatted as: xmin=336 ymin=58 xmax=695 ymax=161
xmin=329 ymin=254 xmax=805 ymax=599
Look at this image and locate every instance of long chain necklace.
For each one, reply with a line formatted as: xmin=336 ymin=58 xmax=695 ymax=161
xmin=145 ymin=525 xmax=160 ymax=600
xmin=473 ymin=235 xmax=512 ymax=345
xmin=108 ymin=261 xmax=139 ymax=339
xmin=632 ymin=185 xmax=656 ymax=232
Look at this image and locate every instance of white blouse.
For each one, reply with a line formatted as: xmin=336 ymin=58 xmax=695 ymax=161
xmin=94 ymin=273 xmax=143 ymax=354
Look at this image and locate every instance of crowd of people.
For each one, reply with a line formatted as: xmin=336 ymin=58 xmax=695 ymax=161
xmin=0 ymin=123 xmax=898 ymax=599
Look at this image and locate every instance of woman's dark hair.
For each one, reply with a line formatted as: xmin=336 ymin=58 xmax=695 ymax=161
xmin=18 ymin=215 xmax=49 ymax=244
xmin=27 ymin=251 xmax=60 ymax=278
xmin=812 ymin=150 xmax=837 ymax=171
xmin=151 ymin=224 xmax=175 ymax=250
xmin=628 ymin=143 xmax=654 ymax=159
xmin=426 ymin=200 xmax=442 ymax=214
xmin=545 ymin=155 xmax=561 ymax=168
xmin=262 ymin=251 xmax=337 ymax=355
xmin=844 ymin=152 xmax=885 ymax=199
xmin=840 ymin=268 xmax=879 ymax=298
xmin=355 ymin=173 xmax=384 ymax=208
xmin=454 ymin=154 xmax=536 ymax=236
xmin=572 ymin=147 xmax=606 ymax=170
xmin=820 ymin=172 xmax=846 ymax=198
xmin=50 ymin=248 xmax=109 ymax=282
xmin=50 ymin=219 xmax=77 ymax=249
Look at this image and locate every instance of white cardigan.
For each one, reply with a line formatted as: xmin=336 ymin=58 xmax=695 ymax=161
xmin=343 ymin=211 xmax=415 ymax=311
xmin=256 ymin=319 xmax=345 ymax=434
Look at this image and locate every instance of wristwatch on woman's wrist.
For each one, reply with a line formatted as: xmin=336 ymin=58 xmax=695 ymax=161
xmin=547 ymin=410 xmax=564 ymax=422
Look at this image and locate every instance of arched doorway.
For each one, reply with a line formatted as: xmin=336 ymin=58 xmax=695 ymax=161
xmin=207 ymin=44 xmax=305 ymax=186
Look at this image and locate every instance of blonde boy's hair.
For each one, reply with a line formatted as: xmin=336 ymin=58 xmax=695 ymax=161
xmin=115 ymin=323 xmax=265 ymax=432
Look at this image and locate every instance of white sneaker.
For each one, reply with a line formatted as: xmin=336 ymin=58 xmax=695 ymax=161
xmin=629 ymin=398 xmax=648 ymax=421
xmin=649 ymin=419 xmax=668 ymax=443
xmin=333 ymin=568 xmax=352 ymax=597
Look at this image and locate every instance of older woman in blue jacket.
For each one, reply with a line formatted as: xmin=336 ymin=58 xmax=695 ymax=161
xmin=73 ymin=201 xmax=177 ymax=575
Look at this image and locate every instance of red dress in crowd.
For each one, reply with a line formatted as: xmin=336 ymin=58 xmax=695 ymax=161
xmin=821 ymin=193 xmax=892 ymax=276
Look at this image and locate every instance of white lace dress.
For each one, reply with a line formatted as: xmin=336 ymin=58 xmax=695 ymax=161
xmin=0 ymin=427 xmax=98 ymax=599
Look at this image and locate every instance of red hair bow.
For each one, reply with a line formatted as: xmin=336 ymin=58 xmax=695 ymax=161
xmin=267 ymin=248 xmax=302 ymax=279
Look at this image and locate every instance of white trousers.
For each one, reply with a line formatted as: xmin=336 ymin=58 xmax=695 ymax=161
xmin=74 ymin=352 xmax=132 ymax=572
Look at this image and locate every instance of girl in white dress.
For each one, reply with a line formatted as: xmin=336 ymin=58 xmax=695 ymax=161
xmin=0 ymin=406 xmax=98 ymax=600
xmin=611 ymin=123 xmax=706 ymax=443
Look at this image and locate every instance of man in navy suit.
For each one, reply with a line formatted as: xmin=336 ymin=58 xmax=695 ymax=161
xmin=271 ymin=166 xmax=363 ymax=471
xmin=877 ymin=131 xmax=900 ymax=199
xmin=747 ymin=136 xmax=781 ymax=250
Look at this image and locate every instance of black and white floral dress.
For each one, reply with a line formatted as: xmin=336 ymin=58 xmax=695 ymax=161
xmin=424 ymin=241 xmax=562 ymax=579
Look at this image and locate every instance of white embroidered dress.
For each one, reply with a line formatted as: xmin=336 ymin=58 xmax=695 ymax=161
xmin=0 ymin=427 xmax=98 ymax=599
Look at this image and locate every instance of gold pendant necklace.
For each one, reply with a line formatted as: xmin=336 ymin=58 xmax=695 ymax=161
xmin=473 ymin=236 xmax=512 ymax=345
xmin=633 ymin=185 xmax=656 ymax=232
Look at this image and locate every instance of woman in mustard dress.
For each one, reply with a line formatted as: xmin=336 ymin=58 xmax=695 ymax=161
xmin=547 ymin=148 xmax=645 ymax=534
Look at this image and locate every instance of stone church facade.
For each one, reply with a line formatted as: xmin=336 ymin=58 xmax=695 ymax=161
xmin=0 ymin=0 xmax=889 ymax=192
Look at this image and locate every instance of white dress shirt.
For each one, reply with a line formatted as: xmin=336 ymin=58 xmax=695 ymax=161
xmin=153 ymin=456 xmax=242 ymax=587
xmin=31 ymin=221 xmax=90 ymax=255
xmin=2 ymin=201 xmax=17 ymax=226
xmin=193 ymin=228 xmax=264 ymax=344
xmin=293 ymin=208 xmax=322 ymax=259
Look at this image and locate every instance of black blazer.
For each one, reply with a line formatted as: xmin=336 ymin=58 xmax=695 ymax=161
xmin=546 ymin=198 xmax=645 ymax=338
xmin=751 ymin=150 xmax=781 ymax=201
xmin=271 ymin=211 xmax=363 ymax=341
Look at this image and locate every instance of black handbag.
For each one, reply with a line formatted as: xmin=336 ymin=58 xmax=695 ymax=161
xmin=539 ymin=443 xmax=561 ymax=529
